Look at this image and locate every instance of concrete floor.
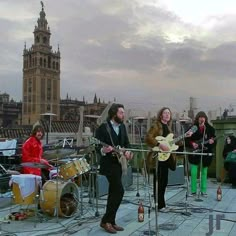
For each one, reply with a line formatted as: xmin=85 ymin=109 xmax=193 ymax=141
xmin=1 ymin=173 xmax=236 ymax=236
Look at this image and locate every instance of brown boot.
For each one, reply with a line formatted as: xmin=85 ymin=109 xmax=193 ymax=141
xmin=112 ymin=224 xmax=124 ymax=231
xmin=100 ymin=222 xmax=117 ymax=234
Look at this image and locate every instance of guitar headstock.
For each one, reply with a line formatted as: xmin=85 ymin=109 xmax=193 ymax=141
xmin=185 ymin=125 xmax=198 ymax=137
xmin=190 ymin=125 xmax=198 ymax=133
xmin=89 ymin=137 xmax=101 ymax=145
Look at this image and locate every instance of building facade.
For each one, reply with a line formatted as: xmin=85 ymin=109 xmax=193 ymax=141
xmin=22 ymin=4 xmax=60 ymax=125
xmin=0 ymin=93 xmax=22 ymax=128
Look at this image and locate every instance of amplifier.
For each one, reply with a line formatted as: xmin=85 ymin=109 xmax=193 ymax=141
xmin=96 ymin=166 xmax=133 ymax=197
xmin=168 ymin=165 xmax=185 ymax=186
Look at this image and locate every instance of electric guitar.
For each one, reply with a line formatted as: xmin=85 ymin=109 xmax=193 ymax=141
xmin=152 ymin=125 xmax=198 ymax=161
xmin=191 ymin=136 xmax=221 ymax=153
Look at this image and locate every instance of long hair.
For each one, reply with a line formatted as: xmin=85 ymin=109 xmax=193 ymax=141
xmin=108 ymin=103 xmax=124 ymax=119
xmin=194 ymin=111 xmax=208 ymax=125
xmin=157 ymin=107 xmax=172 ymax=128
xmin=31 ymin=124 xmax=45 ymax=138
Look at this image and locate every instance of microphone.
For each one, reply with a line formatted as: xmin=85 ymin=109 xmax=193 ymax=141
xmin=126 ymin=119 xmax=132 ymax=124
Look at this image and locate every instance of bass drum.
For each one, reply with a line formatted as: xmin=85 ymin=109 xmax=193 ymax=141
xmin=40 ymin=180 xmax=78 ymax=217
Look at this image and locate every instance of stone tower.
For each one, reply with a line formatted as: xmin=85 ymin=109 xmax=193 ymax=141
xmin=22 ymin=2 xmax=60 ymax=125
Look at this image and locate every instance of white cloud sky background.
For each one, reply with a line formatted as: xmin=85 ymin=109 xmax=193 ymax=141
xmin=1 ymin=0 xmax=236 ymax=115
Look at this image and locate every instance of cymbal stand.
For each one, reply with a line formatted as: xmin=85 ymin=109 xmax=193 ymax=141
xmin=92 ymin=149 xmax=100 ymax=217
xmin=88 ymin=152 xmax=94 ymax=206
xmin=181 ymin=126 xmax=192 ymax=216
xmin=88 ymin=171 xmax=93 ymax=205
xmin=53 ymin=151 xmax=60 ymax=222
xmin=34 ymin=176 xmax=45 ymax=227
xmin=87 ymin=149 xmax=100 ymax=217
xmin=79 ymin=173 xmax=84 ymax=217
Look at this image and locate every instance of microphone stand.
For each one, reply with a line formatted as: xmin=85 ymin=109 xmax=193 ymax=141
xmin=136 ymin=119 xmax=153 ymax=222
xmin=195 ymin=126 xmax=206 ymax=202
xmin=129 ymin=120 xmax=141 ymax=197
xmin=181 ymin=125 xmax=191 ymax=216
xmin=93 ymin=149 xmax=100 ymax=217
xmin=154 ymin=151 xmax=160 ymax=236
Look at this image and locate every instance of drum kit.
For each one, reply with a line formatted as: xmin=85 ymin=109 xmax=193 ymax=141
xmin=7 ymin=155 xmax=94 ymax=221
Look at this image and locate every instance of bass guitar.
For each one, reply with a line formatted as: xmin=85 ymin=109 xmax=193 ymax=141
xmin=152 ymin=125 xmax=198 ymax=161
xmin=89 ymin=137 xmax=132 ymax=174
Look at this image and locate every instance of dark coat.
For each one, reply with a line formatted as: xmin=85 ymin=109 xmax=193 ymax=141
xmin=223 ymin=136 xmax=236 ymax=159
xmin=223 ymin=136 xmax=236 ymax=171
xmin=95 ymin=120 xmax=130 ymax=176
xmin=186 ymin=123 xmax=216 ymax=167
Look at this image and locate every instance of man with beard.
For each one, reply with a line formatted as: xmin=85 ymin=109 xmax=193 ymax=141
xmin=95 ymin=103 xmax=133 ymax=234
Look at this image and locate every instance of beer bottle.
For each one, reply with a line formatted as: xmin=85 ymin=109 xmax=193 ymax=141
xmin=217 ymin=185 xmax=222 ymax=201
xmin=138 ymin=201 xmax=144 ymax=222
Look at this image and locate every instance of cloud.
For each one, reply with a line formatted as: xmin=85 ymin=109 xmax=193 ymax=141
xmin=0 ymin=0 xmax=236 ymax=114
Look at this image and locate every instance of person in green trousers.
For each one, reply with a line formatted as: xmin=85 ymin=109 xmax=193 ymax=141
xmin=186 ymin=111 xmax=216 ymax=196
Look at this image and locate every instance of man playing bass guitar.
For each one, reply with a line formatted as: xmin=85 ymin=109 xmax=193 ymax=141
xmin=95 ymin=103 xmax=133 ymax=234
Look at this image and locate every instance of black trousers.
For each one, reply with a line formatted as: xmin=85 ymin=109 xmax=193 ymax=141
xmin=41 ymin=169 xmax=50 ymax=185
xmin=153 ymin=161 xmax=169 ymax=209
xmin=101 ymin=164 xmax=124 ymax=225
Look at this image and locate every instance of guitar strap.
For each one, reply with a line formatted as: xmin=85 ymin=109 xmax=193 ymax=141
xmin=106 ymin=122 xmax=127 ymax=175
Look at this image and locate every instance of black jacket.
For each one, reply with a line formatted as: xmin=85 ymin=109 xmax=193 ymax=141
xmin=95 ymin=120 xmax=130 ymax=176
xmin=186 ymin=123 xmax=216 ymax=167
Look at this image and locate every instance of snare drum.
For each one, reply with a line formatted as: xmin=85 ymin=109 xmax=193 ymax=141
xmin=40 ymin=180 xmax=78 ymax=217
xmin=11 ymin=174 xmax=42 ymax=205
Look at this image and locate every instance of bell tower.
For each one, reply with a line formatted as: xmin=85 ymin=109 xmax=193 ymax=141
xmin=22 ymin=2 xmax=60 ymax=125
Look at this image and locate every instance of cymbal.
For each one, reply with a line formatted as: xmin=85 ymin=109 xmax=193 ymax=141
xmin=43 ymin=148 xmax=76 ymax=160
xmin=21 ymin=162 xmax=49 ymax=169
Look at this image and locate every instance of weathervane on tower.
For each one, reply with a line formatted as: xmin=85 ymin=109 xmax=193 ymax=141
xmin=40 ymin=1 xmax=44 ymax=9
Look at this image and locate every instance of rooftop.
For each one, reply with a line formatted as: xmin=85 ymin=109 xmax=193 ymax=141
xmin=0 ymin=171 xmax=236 ymax=236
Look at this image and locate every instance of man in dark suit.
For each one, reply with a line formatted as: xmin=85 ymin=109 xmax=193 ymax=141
xmin=95 ymin=103 xmax=132 ymax=234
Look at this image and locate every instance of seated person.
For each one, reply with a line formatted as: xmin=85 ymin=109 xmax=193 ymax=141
xmin=21 ymin=124 xmax=52 ymax=184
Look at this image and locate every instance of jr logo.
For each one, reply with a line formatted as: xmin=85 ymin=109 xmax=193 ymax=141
xmin=206 ymin=214 xmax=225 ymax=236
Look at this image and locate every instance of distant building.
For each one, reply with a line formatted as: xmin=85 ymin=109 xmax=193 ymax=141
xmin=22 ymin=4 xmax=60 ymax=125
xmin=60 ymin=94 xmax=85 ymax=121
xmin=0 ymin=93 xmax=22 ymax=127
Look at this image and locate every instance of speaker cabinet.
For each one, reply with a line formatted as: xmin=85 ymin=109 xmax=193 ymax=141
xmin=96 ymin=166 xmax=133 ymax=197
xmin=168 ymin=165 xmax=185 ymax=186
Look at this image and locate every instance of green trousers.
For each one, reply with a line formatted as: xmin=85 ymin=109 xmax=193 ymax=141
xmin=190 ymin=164 xmax=208 ymax=193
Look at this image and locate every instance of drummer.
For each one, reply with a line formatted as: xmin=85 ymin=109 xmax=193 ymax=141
xmin=21 ymin=123 xmax=52 ymax=184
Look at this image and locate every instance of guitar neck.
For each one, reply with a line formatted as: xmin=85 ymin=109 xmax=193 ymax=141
xmin=96 ymin=139 xmax=121 ymax=154
xmin=198 ymin=136 xmax=216 ymax=145
xmin=172 ymin=133 xmax=187 ymax=144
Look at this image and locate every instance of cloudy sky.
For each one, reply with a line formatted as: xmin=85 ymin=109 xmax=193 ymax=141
xmin=1 ymin=0 xmax=236 ymax=116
